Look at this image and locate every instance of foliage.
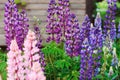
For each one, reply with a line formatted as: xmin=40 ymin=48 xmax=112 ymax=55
xmin=41 ymin=42 xmax=80 ymax=80
xmin=0 ymin=51 xmax=7 ymax=80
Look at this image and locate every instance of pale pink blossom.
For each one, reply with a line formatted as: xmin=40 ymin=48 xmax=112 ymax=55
xmin=23 ymin=30 xmax=46 ymax=80
xmin=7 ymin=40 xmax=23 ymax=80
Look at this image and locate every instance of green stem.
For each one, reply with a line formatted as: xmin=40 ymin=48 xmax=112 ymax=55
xmin=48 ymin=54 xmax=56 ymax=80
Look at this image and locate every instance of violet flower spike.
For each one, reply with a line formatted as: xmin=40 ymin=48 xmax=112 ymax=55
xmin=34 ymin=26 xmax=46 ymax=71
xmin=65 ymin=13 xmax=80 ymax=57
xmin=46 ymin=0 xmax=62 ymax=43
xmin=4 ymin=0 xmax=18 ymax=50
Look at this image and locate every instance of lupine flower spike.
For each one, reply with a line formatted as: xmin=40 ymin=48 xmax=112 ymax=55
xmin=4 ymin=0 xmax=18 ymax=50
xmin=23 ymin=30 xmax=46 ymax=80
xmin=4 ymin=0 xmax=29 ymax=50
xmin=34 ymin=26 xmax=46 ymax=71
xmin=46 ymin=0 xmax=62 ymax=43
xmin=7 ymin=40 xmax=23 ymax=80
xmin=65 ymin=13 xmax=80 ymax=57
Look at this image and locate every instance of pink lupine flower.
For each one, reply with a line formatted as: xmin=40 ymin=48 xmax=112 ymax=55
xmin=23 ymin=30 xmax=46 ymax=80
xmin=7 ymin=40 xmax=23 ymax=80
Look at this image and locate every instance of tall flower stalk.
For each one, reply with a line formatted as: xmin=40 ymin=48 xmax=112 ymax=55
xmin=7 ymin=40 xmax=22 ymax=80
xmin=34 ymin=26 xmax=46 ymax=71
xmin=65 ymin=13 xmax=80 ymax=57
xmin=4 ymin=0 xmax=18 ymax=50
xmin=80 ymin=38 xmax=94 ymax=80
xmin=46 ymin=0 xmax=62 ymax=43
xmin=15 ymin=10 xmax=29 ymax=50
xmin=23 ymin=30 xmax=46 ymax=80
xmin=103 ymin=0 xmax=117 ymax=40
xmin=58 ymin=0 xmax=70 ymax=37
xmin=4 ymin=0 xmax=29 ymax=50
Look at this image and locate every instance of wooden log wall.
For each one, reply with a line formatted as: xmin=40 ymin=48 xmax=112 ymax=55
xmin=0 ymin=0 xmax=86 ymax=45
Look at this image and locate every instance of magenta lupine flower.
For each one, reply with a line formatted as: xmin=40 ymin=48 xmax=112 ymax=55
xmin=7 ymin=40 xmax=23 ymax=80
xmin=46 ymin=0 xmax=62 ymax=43
xmin=23 ymin=30 xmax=46 ymax=80
xmin=34 ymin=26 xmax=46 ymax=71
xmin=65 ymin=13 xmax=80 ymax=57
xmin=4 ymin=0 xmax=29 ymax=50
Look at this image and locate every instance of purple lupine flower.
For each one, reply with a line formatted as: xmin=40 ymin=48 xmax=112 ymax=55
xmin=65 ymin=13 xmax=80 ymax=57
xmin=81 ymin=15 xmax=91 ymax=38
xmin=103 ymin=0 xmax=117 ymax=40
xmin=4 ymin=0 xmax=18 ymax=50
xmin=58 ymin=0 xmax=70 ymax=37
xmin=93 ymin=13 xmax=103 ymax=76
xmin=34 ymin=26 xmax=46 ymax=71
xmin=46 ymin=0 xmax=62 ymax=43
xmin=4 ymin=0 xmax=29 ymax=50
xmin=79 ymin=15 xmax=91 ymax=54
xmin=80 ymin=38 xmax=94 ymax=80
xmin=94 ymin=13 xmax=103 ymax=49
xmin=15 ymin=10 xmax=29 ymax=50
xmin=110 ymin=20 xmax=116 ymax=40
xmin=117 ymin=23 xmax=120 ymax=38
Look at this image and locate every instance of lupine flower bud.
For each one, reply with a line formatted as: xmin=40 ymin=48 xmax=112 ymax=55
xmin=111 ymin=48 xmax=118 ymax=67
xmin=109 ymin=66 xmax=114 ymax=76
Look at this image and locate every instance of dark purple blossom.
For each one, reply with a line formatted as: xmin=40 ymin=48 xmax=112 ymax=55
xmin=46 ymin=0 xmax=62 ymax=43
xmin=15 ymin=10 xmax=29 ymax=50
xmin=65 ymin=13 xmax=80 ymax=57
xmin=58 ymin=0 xmax=70 ymax=37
